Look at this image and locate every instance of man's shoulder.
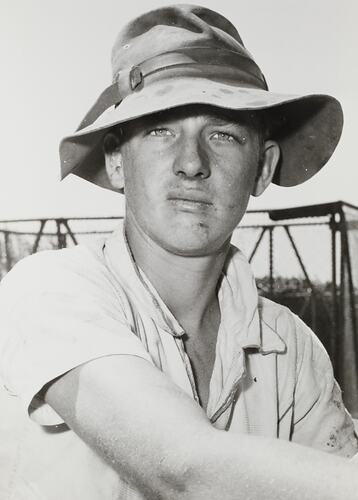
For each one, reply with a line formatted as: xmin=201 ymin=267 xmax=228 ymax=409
xmin=0 ymin=240 xmax=109 ymax=299
xmin=257 ymin=295 xmax=328 ymax=360
xmin=258 ymin=295 xmax=297 ymax=332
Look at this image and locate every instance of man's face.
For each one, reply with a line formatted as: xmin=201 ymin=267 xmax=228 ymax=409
xmin=108 ymin=105 xmax=273 ymax=257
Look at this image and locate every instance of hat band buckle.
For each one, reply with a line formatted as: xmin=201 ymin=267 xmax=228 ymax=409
xmin=77 ymin=47 xmax=267 ymax=131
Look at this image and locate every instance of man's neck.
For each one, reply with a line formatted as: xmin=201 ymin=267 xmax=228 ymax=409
xmin=124 ymin=219 xmax=230 ymax=333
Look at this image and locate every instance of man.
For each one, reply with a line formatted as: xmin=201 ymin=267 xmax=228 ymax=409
xmin=0 ymin=4 xmax=357 ymax=500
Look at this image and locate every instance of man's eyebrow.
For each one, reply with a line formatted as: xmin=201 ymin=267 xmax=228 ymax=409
xmin=136 ymin=110 xmax=252 ymax=129
xmin=203 ymin=115 xmax=252 ymax=128
xmin=206 ymin=117 xmax=242 ymax=126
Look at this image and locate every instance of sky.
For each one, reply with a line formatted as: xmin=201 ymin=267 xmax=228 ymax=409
xmin=1 ymin=0 xmax=357 ymax=219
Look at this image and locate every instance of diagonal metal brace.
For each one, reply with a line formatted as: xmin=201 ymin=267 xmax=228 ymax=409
xmin=249 ymin=227 xmax=267 ymax=263
xmin=32 ymin=220 xmax=47 ymax=253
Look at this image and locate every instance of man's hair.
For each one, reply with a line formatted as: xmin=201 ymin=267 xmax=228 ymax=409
xmin=103 ymin=126 xmax=124 ymax=154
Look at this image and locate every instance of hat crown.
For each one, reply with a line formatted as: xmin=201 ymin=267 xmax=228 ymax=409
xmin=59 ymin=3 xmax=343 ymax=191
xmin=111 ymin=4 xmax=256 ymax=80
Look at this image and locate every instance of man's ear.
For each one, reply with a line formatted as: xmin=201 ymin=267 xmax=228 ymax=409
xmin=252 ymin=140 xmax=280 ymax=197
xmin=103 ymin=133 xmax=125 ymax=191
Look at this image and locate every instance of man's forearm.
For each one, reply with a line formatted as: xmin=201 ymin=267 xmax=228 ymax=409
xmin=179 ymin=431 xmax=358 ymax=500
xmin=45 ymin=355 xmax=358 ymax=500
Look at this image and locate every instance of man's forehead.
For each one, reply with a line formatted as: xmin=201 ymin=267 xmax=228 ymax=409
xmin=124 ymin=104 xmax=259 ymax=130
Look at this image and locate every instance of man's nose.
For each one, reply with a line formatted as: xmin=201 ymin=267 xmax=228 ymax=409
xmin=173 ymin=136 xmax=210 ymax=179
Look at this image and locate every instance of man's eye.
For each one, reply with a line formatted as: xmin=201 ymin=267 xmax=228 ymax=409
xmin=211 ymin=131 xmax=247 ymax=144
xmin=149 ymin=128 xmax=172 ymax=137
xmin=211 ymin=132 xmax=236 ymax=142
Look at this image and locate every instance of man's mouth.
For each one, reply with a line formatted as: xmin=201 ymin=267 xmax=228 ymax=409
xmin=167 ymin=192 xmax=213 ymax=212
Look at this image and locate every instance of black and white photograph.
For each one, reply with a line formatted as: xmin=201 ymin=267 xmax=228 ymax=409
xmin=0 ymin=1 xmax=357 ymax=498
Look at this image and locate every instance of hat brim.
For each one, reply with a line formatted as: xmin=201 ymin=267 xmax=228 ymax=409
xmin=60 ymin=77 xmax=343 ymax=189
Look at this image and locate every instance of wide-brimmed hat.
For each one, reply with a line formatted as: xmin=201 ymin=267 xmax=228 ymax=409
xmin=59 ymin=4 xmax=343 ymax=190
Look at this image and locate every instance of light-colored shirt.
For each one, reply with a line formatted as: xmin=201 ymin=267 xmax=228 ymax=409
xmin=0 ymin=222 xmax=357 ymax=500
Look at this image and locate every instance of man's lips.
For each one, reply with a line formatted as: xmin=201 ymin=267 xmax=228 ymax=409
xmin=166 ymin=192 xmax=213 ymax=213
xmin=169 ymin=197 xmax=212 ymax=206
xmin=167 ymin=191 xmax=213 ymax=206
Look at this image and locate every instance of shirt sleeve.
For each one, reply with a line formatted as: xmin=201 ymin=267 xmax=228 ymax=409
xmin=290 ymin=315 xmax=358 ymax=458
xmin=0 ymin=247 xmax=153 ymax=426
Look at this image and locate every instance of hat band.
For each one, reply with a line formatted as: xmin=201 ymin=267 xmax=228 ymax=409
xmin=77 ymin=47 xmax=267 ymax=131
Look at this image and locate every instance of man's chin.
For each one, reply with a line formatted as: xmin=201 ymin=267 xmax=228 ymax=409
xmin=159 ymin=232 xmax=229 ymax=258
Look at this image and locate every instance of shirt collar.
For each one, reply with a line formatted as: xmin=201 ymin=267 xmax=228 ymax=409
xmin=218 ymin=245 xmax=285 ymax=354
xmin=102 ymin=220 xmax=285 ymax=353
xmin=103 ymin=222 xmax=183 ymax=336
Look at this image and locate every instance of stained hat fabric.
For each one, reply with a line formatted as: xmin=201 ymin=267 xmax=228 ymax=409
xmin=59 ymin=4 xmax=343 ymax=190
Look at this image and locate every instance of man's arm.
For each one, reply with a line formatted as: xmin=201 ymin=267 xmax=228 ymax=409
xmin=45 ymin=354 xmax=358 ymax=500
xmin=288 ymin=315 xmax=358 ymax=456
